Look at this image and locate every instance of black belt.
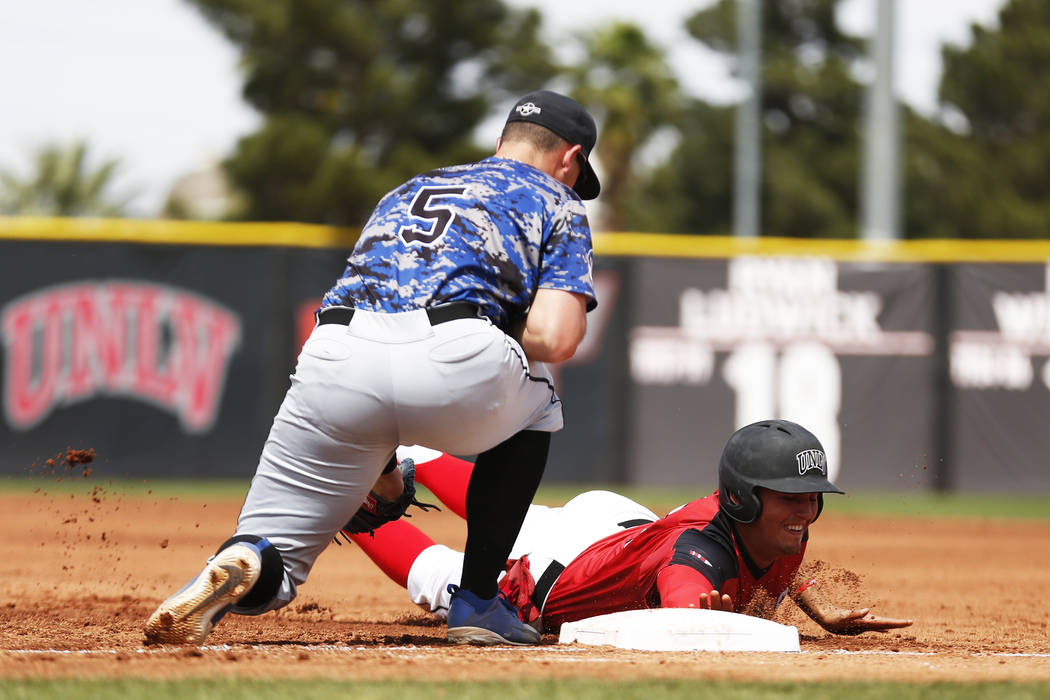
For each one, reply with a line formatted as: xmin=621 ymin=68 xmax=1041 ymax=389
xmin=531 ymin=560 xmax=565 ymax=613
xmin=317 ymin=302 xmax=483 ymax=327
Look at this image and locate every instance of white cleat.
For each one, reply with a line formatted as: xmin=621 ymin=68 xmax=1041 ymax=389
xmin=144 ymin=543 xmax=261 ymax=645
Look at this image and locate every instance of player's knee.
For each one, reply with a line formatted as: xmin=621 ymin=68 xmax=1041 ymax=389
xmin=215 ymin=534 xmax=286 ymax=614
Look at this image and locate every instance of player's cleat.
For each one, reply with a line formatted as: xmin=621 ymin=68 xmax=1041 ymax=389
xmin=446 ymin=584 xmax=541 ymax=646
xmin=143 ymin=542 xmax=262 ymax=645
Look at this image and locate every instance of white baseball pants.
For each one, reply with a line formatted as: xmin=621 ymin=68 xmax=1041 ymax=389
xmin=405 ymin=489 xmax=660 ymax=619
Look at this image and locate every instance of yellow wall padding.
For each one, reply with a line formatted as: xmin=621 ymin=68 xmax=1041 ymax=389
xmin=3 ymin=217 xmax=1050 ymax=262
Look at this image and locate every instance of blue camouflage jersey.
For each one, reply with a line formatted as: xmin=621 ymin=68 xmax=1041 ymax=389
xmin=321 ymin=156 xmax=596 ymax=329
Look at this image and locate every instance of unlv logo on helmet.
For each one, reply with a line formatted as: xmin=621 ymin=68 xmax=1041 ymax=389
xmin=795 ymin=449 xmax=827 ymax=476
xmin=1 ymin=281 xmax=241 ymax=433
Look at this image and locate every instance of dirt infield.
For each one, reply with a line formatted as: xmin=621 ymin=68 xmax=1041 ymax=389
xmin=2 ymin=483 xmax=1048 ymax=682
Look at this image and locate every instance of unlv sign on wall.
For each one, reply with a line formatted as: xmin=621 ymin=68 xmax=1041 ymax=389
xmin=2 ymin=280 xmax=241 ymax=433
xmin=0 ymin=238 xmax=337 ymax=478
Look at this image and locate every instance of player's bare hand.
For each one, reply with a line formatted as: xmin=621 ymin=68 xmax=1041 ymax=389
xmin=698 ymin=590 xmax=733 ymax=611
xmin=818 ymin=606 xmax=913 ymax=635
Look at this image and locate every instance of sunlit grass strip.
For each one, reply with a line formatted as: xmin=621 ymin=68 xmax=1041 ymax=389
xmin=0 ymin=679 xmax=1048 ymax=700
xmin=3 ymin=477 xmax=1048 ymax=520
xmin=531 ymin=484 xmax=1050 ymax=520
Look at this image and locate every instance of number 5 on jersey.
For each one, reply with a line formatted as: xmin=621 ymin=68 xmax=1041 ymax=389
xmin=399 ymin=186 xmax=469 ymax=244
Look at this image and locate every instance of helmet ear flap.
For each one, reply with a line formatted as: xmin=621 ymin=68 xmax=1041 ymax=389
xmin=718 ymin=485 xmax=762 ymax=524
xmin=739 ymin=486 xmax=761 ymax=524
xmin=812 ymin=493 xmax=825 ymax=523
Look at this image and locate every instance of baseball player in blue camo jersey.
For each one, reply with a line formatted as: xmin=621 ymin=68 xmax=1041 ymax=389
xmin=144 ymin=90 xmax=602 ymax=647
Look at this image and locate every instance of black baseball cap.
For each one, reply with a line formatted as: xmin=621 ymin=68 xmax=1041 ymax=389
xmin=504 ymin=90 xmax=601 ymax=200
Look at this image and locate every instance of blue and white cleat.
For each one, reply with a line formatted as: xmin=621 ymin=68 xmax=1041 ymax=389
xmin=446 ymin=584 xmax=541 ymax=646
xmin=144 ymin=542 xmax=261 ymax=645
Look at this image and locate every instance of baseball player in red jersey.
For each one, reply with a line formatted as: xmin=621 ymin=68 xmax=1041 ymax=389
xmin=349 ymin=420 xmax=913 ymax=636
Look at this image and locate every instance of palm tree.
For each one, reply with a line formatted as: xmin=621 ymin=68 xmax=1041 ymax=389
xmin=0 ymin=141 xmax=131 ymax=217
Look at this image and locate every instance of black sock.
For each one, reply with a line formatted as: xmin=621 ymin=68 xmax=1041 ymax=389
xmin=459 ymin=430 xmax=550 ymax=599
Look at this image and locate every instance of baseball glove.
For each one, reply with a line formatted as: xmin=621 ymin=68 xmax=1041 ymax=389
xmin=341 ymin=459 xmax=438 ymax=537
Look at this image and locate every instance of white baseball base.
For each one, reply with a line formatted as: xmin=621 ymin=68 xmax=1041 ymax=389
xmin=557 ymin=608 xmax=800 ymax=652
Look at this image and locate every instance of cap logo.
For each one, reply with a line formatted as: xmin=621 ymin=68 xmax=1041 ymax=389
xmin=796 ymin=449 xmax=826 ymax=476
xmin=516 ymin=102 xmax=542 ymax=116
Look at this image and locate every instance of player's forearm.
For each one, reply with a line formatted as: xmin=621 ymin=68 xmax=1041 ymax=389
xmin=519 ymin=289 xmax=587 ymax=362
xmin=791 ymin=580 xmax=834 ymax=628
xmin=520 ymin=326 xmax=583 ymax=362
xmin=656 ymin=565 xmax=726 ymax=609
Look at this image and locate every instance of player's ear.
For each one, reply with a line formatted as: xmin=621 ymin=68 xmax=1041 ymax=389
xmin=563 ymin=143 xmax=582 ymax=169
xmin=559 ymin=144 xmax=583 ymax=185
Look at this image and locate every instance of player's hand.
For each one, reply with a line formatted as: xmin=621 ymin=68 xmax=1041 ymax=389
xmin=698 ymin=590 xmax=733 ymax=611
xmin=816 ymin=606 xmax=913 ymax=635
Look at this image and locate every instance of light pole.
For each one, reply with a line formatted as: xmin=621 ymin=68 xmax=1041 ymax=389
xmin=734 ymin=0 xmax=762 ymax=238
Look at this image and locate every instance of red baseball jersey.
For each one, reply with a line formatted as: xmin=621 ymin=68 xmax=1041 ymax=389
xmin=539 ymin=492 xmax=805 ymax=631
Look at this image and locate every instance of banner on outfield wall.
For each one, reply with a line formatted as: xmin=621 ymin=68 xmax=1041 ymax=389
xmin=1 ymin=223 xmax=1048 ymax=491
xmin=0 ymin=238 xmax=347 ymax=479
xmin=621 ymin=256 xmax=937 ymax=490
xmin=614 ymin=255 xmax=1050 ymax=491
xmin=948 ymin=263 xmax=1050 ymax=490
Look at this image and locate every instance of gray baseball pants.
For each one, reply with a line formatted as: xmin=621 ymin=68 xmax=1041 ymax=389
xmin=234 ymin=308 xmax=562 ymax=611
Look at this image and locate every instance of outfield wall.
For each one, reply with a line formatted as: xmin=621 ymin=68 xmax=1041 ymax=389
xmin=2 ymin=217 xmax=1048 ymax=491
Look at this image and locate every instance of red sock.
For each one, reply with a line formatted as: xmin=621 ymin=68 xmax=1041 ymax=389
xmin=348 ymin=520 xmax=435 ymax=589
xmin=413 ymin=453 xmax=473 ymax=519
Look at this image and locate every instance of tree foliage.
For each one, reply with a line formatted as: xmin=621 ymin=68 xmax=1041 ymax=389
xmin=565 ymin=22 xmax=683 ymax=232
xmin=648 ymin=0 xmax=1050 ymax=239
xmin=0 ymin=141 xmax=129 ymax=217
xmin=186 ymin=0 xmax=556 ymax=225
xmin=906 ymin=0 xmax=1050 ymax=238
xmin=635 ymin=0 xmax=868 ymax=237
xmin=181 ymin=0 xmax=1050 ymax=239
xmin=624 ymin=100 xmax=735 ymax=235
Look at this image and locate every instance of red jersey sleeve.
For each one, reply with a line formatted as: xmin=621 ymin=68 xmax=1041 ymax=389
xmin=655 ymin=565 xmax=718 ymax=608
xmin=654 ymin=520 xmax=743 ymax=610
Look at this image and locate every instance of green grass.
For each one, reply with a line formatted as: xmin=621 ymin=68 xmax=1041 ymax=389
xmin=1 ymin=680 xmax=1048 ymax=700
xmin=815 ymin=491 xmax=1050 ymax=519
xmin=530 ymin=484 xmax=1050 ymax=520
xmin=3 ymin=476 xmax=1049 ymax=520
xmin=0 ymin=475 xmax=252 ymax=499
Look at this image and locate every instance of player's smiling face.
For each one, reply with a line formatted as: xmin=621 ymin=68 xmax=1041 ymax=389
xmin=744 ymin=488 xmax=819 ymax=565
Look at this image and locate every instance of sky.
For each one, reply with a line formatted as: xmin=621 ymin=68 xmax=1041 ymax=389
xmin=0 ymin=0 xmax=1006 ymax=216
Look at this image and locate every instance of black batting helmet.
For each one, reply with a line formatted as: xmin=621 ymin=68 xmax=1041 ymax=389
xmin=718 ymin=419 xmax=844 ymax=524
